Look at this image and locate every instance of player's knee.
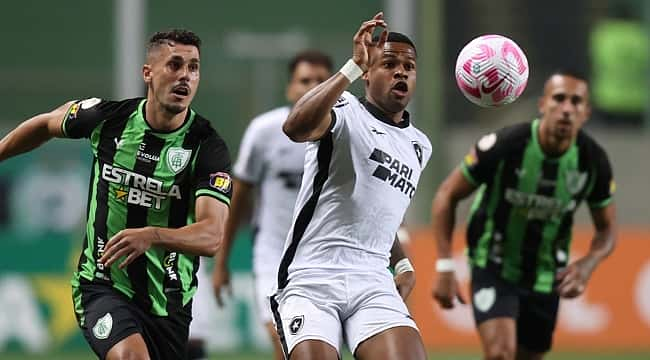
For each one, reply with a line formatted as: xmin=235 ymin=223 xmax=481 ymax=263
xmin=484 ymin=341 xmax=516 ymax=360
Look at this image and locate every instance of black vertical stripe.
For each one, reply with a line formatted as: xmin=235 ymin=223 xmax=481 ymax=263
xmin=277 ymin=132 xmax=334 ymax=290
xmin=270 ymin=295 xmax=290 ymax=359
xmin=93 ymin=120 xmax=130 ymax=284
xmin=164 ymin=126 xmax=201 ymax=314
xmin=488 ymin=148 xmax=524 ymax=271
xmin=520 ymin=160 xmax=558 ymax=289
xmin=126 ymin=132 xmax=166 ymax=311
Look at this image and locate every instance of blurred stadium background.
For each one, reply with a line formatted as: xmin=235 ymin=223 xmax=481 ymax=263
xmin=0 ymin=0 xmax=648 ymax=359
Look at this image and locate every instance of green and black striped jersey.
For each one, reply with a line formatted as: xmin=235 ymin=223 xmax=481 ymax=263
xmin=461 ymin=119 xmax=614 ymax=293
xmin=67 ymin=97 xmax=232 ymax=317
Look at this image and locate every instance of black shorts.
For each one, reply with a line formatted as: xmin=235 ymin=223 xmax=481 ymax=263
xmin=73 ymin=279 xmax=192 ymax=360
xmin=470 ymin=265 xmax=559 ymax=353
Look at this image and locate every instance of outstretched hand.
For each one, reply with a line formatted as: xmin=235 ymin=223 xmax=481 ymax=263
xmin=352 ymin=12 xmax=388 ymax=72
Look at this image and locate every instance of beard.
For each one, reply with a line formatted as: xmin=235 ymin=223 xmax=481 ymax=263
xmin=161 ymin=102 xmax=185 ymax=114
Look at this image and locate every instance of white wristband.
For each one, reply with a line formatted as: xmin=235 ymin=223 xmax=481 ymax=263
xmin=339 ymin=59 xmax=363 ymax=83
xmin=394 ymin=258 xmax=414 ymax=274
xmin=436 ymin=258 xmax=455 ymax=273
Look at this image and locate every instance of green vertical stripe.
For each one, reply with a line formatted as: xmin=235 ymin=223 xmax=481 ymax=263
xmin=502 ymin=131 xmax=543 ymax=283
xmin=78 ymin=160 xmax=101 ymax=280
xmin=534 ymin=145 xmax=578 ymax=292
xmin=472 ymin=161 xmax=504 ymax=267
xmin=71 ymin=285 xmax=85 ymax=326
xmin=108 ymin=114 xmax=143 ymax=298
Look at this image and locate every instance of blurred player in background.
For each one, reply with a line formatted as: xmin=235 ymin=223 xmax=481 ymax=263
xmin=432 ymin=70 xmax=617 ymax=360
xmin=0 ymin=29 xmax=232 ymax=360
xmin=185 ymin=50 xmax=334 ymax=360
xmin=275 ymin=12 xmax=429 ymax=360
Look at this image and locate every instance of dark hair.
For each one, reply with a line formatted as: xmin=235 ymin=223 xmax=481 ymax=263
xmin=288 ymin=50 xmax=334 ymax=77
xmin=372 ymin=31 xmax=417 ymax=55
xmin=147 ymin=29 xmax=202 ymax=54
xmin=548 ymin=68 xmax=589 ymax=83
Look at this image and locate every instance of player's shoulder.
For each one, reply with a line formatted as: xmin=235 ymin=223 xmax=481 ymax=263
xmin=73 ymin=97 xmax=142 ymax=118
xmin=333 ymin=91 xmax=360 ymax=109
xmin=479 ymin=121 xmax=531 ymax=151
xmin=248 ymin=106 xmax=291 ymax=132
xmin=190 ymin=112 xmax=227 ymax=145
xmin=575 ymin=128 xmax=610 ymax=161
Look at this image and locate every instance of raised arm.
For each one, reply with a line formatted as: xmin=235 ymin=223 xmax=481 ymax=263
xmin=431 ymin=167 xmax=477 ymax=308
xmin=282 ymin=12 xmax=388 ymax=142
xmin=0 ymin=101 xmax=73 ymax=162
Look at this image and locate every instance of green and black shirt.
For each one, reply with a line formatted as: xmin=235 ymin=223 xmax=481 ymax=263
xmin=67 ymin=97 xmax=232 ymax=319
xmin=461 ymin=119 xmax=614 ymax=293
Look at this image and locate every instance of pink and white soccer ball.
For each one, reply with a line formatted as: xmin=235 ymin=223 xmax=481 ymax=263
xmin=455 ymin=34 xmax=529 ymax=107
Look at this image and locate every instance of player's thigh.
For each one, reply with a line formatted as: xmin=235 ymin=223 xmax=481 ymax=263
xmin=290 ymin=340 xmax=339 ymax=360
xmin=516 ymin=292 xmax=559 ymax=355
xmin=271 ymin=292 xmax=343 ymax=359
xmin=355 ymin=326 xmax=426 ymax=360
xmin=471 ymin=266 xmax=519 ymax=359
xmin=144 ymin=303 xmax=192 ymax=360
xmin=106 ymin=333 xmax=150 ymax=360
xmin=75 ymin=283 xmax=146 ymax=359
xmin=343 ymin=271 xmax=420 ymax=356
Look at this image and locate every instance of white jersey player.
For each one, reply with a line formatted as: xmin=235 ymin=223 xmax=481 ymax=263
xmin=274 ymin=13 xmax=430 ymax=360
xmin=201 ymin=51 xmax=333 ymax=360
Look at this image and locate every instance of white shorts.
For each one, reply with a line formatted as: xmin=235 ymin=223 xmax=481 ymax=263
xmin=189 ymin=261 xmax=217 ymax=339
xmin=271 ymin=270 xmax=418 ymax=357
xmin=253 ymin=266 xmax=278 ymax=324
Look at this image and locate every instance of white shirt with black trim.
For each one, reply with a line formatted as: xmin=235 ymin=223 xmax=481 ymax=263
xmin=280 ymin=91 xmax=432 ymax=284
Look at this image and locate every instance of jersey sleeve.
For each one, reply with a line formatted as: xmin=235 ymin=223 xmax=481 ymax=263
xmin=587 ymin=147 xmax=615 ymax=208
xmin=194 ymin=134 xmax=233 ymax=206
xmin=328 ymin=91 xmax=356 ymax=138
xmin=232 ymin=120 xmax=266 ymax=184
xmin=459 ymin=131 xmax=506 ymax=186
xmin=61 ymin=97 xmax=124 ymax=139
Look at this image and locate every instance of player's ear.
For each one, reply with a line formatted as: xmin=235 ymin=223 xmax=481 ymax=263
xmin=143 ymin=64 xmax=152 ymax=84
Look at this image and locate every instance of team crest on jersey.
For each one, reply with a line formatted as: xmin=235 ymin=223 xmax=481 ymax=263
xmin=166 ymin=147 xmax=192 ymax=174
xmin=210 ymin=172 xmax=232 ymax=193
xmin=565 ymin=170 xmax=587 ymax=195
xmin=289 ymin=315 xmax=304 ymax=335
xmin=412 ymin=141 xmax=423 ymax=166
xmin=92 ymin=313 xmax=113 ymax=339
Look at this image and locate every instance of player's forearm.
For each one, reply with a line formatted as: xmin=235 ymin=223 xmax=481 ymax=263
xmin=215 ymin=182 xmax=251 ymax=267
xmin=0 ymin=114 xmax=55 ymax=162
xmin=283 ymin=73 xmax=350 ymax=142
xmin=389 ymin=235 xmax=407 ymax=268
xmin=152 ymin=217 xmax=226 ymax=257
xmin=583 ymin=227 xmax=616 ymax=272
xmin=432 ymin=192 xmax=458 ymax=259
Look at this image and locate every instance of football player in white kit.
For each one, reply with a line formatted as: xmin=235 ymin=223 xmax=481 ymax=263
xmin=274 ymin=12 xmax=430 ymax=360
xmin=187 ymin=51 xmax=333 ymax=360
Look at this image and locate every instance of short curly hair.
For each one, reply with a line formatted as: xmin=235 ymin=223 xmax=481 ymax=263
xmin=147 ymin=29 xmax=202 ymax=54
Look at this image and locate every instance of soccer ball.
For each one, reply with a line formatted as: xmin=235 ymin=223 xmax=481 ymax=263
xmin=455 ymin=34 xmax=529 ymax=107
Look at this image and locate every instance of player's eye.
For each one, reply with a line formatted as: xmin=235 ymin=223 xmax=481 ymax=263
xmin=188 ymin=63 xmax=199 ymax=72
xmin=404 ymin=62 xmax=415 ymax=71
xmin=552 ymin=94 xmax=566 ymax=103
xmin=571 ymin=96 xmax=582 ymax=105
xmin=299 ymin=78 xmax=313 ymax=85
xmin=383 ymin=61 xmax=396 ymax=69
xmin=168 ymin=61 xmax=181 ymax=71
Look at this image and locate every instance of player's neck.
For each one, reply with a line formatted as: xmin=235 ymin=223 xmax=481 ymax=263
xmin=144 ymin=99 xmax=188 ymax=132
xmin=538 ymin=122 xmax=572 ymax=157
xmin=364 ymin=96 xmax=405 ymax=124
